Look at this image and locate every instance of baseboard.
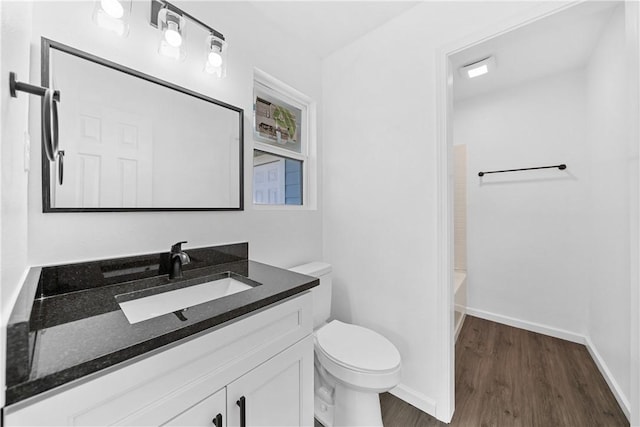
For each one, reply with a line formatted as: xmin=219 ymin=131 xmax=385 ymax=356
xmin=388 ymin=383 xmax=437 ymax=417
xmin=454 ymin=304 xmax=466 ymax=343
xmin=584 ymin=336 xmax=631 ymax=421
xmin=464 ymin=306 xmax=585 ymax=344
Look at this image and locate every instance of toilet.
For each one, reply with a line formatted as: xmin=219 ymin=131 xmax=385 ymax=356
xmin=289 ymin=262 xmax=401 ymax=427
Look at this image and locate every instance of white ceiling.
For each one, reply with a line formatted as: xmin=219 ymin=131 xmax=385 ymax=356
xmin=247 ymin=1 xmax=420 ymax=58
xmin=451 ymin=1 xmax=620 ymax=102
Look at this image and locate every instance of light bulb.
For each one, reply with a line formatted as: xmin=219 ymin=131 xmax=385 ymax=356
xmin=208 ymin=50 xmax=223 ymax=67
xmin=164 ymin=21 xmax=182 ymax=47
xmin=100 ymin=0 xmax=124 ymax=19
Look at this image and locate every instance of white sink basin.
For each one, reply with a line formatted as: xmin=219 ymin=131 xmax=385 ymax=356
xmin=118 ymin=276 xmax=253 ymax=324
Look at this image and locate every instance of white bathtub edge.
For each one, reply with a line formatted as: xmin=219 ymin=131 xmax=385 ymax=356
xmin=454 ymin=270 xmax=466 ymax=294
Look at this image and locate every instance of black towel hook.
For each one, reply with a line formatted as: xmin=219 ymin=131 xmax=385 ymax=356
xmin=9 ymin=71 xmax=61 ymax=167
xmin=9 ymin=72 xmax=60 ymax=102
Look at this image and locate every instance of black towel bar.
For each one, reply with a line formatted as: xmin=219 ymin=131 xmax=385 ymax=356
xmin=478 ymin=164 xmax=566 ymax=177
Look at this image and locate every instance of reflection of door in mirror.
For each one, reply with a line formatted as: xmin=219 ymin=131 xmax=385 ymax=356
xmin=54 ymin=102 xmax=153 ymax=208
xmin=44 ymin=39 xmax=244 ymax=211
xmin=253 ymin=158 xmax=285 ymax=205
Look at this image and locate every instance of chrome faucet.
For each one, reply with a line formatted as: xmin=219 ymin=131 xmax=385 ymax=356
xmin=169 ymin=241 xmax=191 ymax=279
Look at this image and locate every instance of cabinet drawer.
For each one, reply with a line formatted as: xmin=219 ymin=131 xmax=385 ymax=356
xmin=164 ymin=387 xmax=225 ymax=427
xmin=5 ymin=293 xmax=312 ymax=426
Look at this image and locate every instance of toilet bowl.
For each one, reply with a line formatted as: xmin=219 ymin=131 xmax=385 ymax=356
xmin=289 ymin=262 xmax=402 ymax=427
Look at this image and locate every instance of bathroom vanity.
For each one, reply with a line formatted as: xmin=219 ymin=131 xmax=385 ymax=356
xmin=3 ymin=243 xmax=317 ymax=426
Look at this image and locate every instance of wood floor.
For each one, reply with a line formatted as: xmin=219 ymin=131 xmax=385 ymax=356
xmin=379 ymin=316 xmax=629 ymax=427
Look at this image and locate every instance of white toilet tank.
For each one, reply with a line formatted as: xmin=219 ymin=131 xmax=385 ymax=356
xmin=289 ymin=262 xmax=332 ymax=329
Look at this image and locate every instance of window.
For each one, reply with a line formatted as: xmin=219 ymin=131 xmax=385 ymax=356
xmin=253 ymin=151 xmax=303 ymax=205
xmin=252 ymin=69 xmax=316 ymax=208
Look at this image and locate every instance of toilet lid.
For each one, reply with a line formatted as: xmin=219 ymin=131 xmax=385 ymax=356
xmin=315 ymin=320 xmax=401 ymax=373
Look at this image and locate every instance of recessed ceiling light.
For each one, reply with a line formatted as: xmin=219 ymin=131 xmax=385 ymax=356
xmin=467 ymin=64 xmax=488 ymax=78
xmin=460 ymin=56 xmax=495 ymax=79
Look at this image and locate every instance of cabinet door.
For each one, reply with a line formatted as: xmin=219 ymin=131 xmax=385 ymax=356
xmin=226 ymin=336 xmax=314 ymax=427
xmin=164 ymin=387 xmax=226 ymax=427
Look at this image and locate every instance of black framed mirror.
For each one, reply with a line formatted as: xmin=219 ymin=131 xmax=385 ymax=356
xmin=41 ymin=38 xmax=244 ymax=212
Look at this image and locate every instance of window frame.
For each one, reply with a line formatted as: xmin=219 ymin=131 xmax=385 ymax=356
xmin=252 ymin=69 xmax=317 ymax=210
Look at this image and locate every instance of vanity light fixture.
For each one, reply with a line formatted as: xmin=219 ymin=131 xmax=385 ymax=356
xmin=92 ymin=0 xmax=131 ymax=37
xmin=149 ymin=0 xmax=228 ymax=76
xmin=204 ymin=33 xmax=227 ymax=77
xmin=157 ymin=8 xmax=186 ymax=60
xmin=460 ymin=56 xmax=496 ymax=79
xmin=163 ymin=15 xmax=183 ymax=47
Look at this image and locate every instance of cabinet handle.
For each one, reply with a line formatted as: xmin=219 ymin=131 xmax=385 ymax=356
xmin=211 ymin=413 xmax=222 ymax=426
xmin=236 ymin=396 xmax=246 ymax=427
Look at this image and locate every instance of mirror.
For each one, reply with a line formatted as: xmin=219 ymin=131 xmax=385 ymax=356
xmin=41 ymin=38 xmax=243 ymax=212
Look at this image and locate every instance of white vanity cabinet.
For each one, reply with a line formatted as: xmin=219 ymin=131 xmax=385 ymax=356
xmin=4 ymin=293 xmax=314 ymax=427
xmin=163 ymin=337 xmax=313 ymax=427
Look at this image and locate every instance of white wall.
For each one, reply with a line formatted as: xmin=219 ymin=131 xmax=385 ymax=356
xmin=0 ymin=0 xmax=33 ymax=408
xmin=627 ymin=1 xmax=640 ymax=424
xmin=321 ymin=1 xmax=548 ymax=420
xmin=586 ymin=4 xmax=631 ymax=410
xmin=24 ymin=1 xmax=322 ymax=268
xmin=454 ymin=69 xmax=590 ymax=337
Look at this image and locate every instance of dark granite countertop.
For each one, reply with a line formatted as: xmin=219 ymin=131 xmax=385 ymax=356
xmin=5 ymin=243 xmax=318 ymax=406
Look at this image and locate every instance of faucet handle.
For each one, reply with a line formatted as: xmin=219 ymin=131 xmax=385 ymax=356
xmin=182 ymin=252 xmax=191 ymax=265
xmin=171 ymin=241 xmax=188 ymax=253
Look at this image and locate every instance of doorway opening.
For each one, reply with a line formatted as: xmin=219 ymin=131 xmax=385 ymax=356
xmin=437 ymin=1 xmax=639 ymax=423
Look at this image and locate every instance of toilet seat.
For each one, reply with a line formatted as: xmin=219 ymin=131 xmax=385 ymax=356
xmin=314 ymin=320 xmax=401 ymax=392
xmin=316 ymin=320 xmax=401 ymax=373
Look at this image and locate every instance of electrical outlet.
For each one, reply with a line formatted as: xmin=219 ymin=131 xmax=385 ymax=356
xmin=24 ymin=132 xmax=30 ymax=172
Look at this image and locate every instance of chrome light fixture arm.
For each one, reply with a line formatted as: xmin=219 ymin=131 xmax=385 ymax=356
xmin=149 ymin=0 xmax=225 ymax=41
